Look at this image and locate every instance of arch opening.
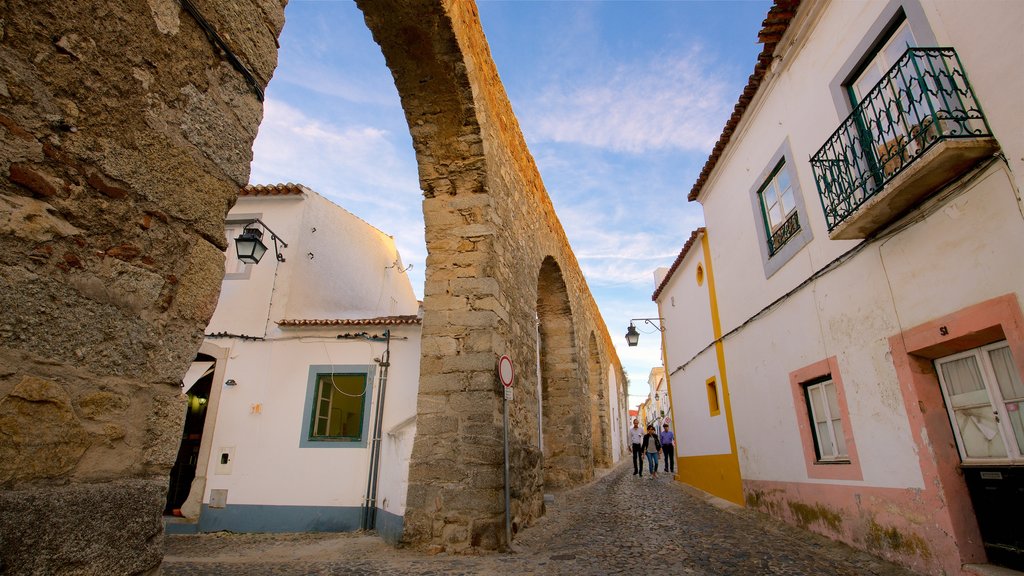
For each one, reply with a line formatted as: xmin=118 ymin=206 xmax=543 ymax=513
xmin=536 ymin=257 xmax=592 ymax=488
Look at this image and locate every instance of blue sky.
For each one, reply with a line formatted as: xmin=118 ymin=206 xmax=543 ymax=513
xmin=248 ymin=0 xmax=771 ymax=408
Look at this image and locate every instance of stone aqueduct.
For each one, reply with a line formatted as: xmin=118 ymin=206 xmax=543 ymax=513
xmin=0 ymin=0 xmax=628 ymax=572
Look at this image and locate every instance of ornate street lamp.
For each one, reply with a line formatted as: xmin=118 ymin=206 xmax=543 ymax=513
xmin=233 ymin=218 xmax=288 ymax=264
xmin=624 ymin=318 xmax=664 ymax=347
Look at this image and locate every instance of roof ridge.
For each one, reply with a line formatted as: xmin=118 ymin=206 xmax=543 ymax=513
xmin=651 ymin=227 xmax=705 ymax=302
xmin=687 ymin=0 xmax=801 ymax=202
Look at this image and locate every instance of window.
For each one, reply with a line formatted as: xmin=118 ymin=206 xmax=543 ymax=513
xmin=789 ymin=357 xmax=861 ymax=480
xmin=847 ymin=19 xmax=923 ymax=181
xmin=935 ymin=341 xmax=1024 ymax=463
xmin=300 ymin=365 xmax=375 ymax=448
xmin=748 ymin=140 xmax=813 ymax=278
xmin=804 ymin=378 xmax=848 ymax=462
xmin=849 ymin=20 xmax=916 ymax=105
xmin=311 ymin=373 xmax=366 ymax=440
xmin=757 ymin=160 xmax=800 ymax=256
xmin=706 ymin=377 xmax=720 ymax=417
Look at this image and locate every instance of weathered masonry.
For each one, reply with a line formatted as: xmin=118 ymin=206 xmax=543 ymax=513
xmin=0 ymin=1 xmax=625 ymax=572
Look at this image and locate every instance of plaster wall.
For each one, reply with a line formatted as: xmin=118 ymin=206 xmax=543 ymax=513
xmin=659 ymin=248 xmax=715 ymax=373
xmin=209 ymin=190 xmax=418 ymax=338
xmin=923 ymin=1 xmax=1024 ymax=189
xmin=202 ymin=327 xmax=420 ymax=510
xmin=673 ymin=351 xmax=730 ymax=458
xmin=211 ymin=196 xmax=305 ymax=338
xmin=687 ymin=0 xmax=1024 ymax=571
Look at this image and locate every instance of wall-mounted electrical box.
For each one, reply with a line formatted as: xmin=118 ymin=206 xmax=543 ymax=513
xmin=215 ymin=446 xmax=235 ymax=475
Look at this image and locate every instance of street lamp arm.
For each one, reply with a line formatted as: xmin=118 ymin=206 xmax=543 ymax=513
xmin=624 ymin=317 xmax=664 ymax=347
xmin=247 ymin=218 xmax=288 ymax=249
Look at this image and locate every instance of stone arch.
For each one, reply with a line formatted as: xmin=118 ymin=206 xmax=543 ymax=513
xmin=587 ymin=332 xmax=610 ymax=468
xmin=536 ymin=256 xmax=592 ymax=489
xmin=1 ymin=1 xmax=630 ymax=567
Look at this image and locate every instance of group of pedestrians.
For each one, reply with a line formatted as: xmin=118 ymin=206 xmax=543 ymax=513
xmin=628 ymin=418 xmax=675 ymax=478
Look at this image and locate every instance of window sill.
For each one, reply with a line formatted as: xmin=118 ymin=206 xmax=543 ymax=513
xmin=814 ymin=459 xmax=852 ymax=465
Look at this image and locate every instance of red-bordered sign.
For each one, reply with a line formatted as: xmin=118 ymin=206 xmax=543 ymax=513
xmin=497 ymin=355 xmax=514 ymax=388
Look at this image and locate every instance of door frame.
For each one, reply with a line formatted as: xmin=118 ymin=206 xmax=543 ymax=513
xmin=889 ymin=293 xmax=1024 ymax=566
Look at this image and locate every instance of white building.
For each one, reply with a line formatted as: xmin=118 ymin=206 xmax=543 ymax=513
xmin=167 ymin=184 xmax=421 ymax=543
xmin=655 ymin=1 xmax=1024 ymax=573
xmin=646 ymin=367 xmax=669 ymax=430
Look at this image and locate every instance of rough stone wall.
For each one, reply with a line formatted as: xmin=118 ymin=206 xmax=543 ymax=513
xmin=0 ymin=1 xmax=283 ymax=573
xmin=357 ymin=0 xmax=627 ymax=552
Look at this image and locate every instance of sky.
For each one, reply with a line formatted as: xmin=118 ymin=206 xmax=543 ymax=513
xmin=248 ymin=0 xmax=771 ymax=409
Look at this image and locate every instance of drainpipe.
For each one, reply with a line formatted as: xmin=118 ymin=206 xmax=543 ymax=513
xmin=362 ymin=330 xmax=390 ymax=530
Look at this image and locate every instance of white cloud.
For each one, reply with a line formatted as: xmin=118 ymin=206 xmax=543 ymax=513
xmin=249 ymin=98 xmax=427 ymax=298
xmin=518 ymin=46 xmax=734 ymax=154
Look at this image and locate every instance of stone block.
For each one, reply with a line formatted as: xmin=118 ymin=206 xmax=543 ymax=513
xmin=449 ymin=277 xmax=500 ymax=297
xmin=0 ymin=478 xmax=166 ymax=576
xmin=0 ymin=375 xmax=88 ymax=486
xmin=441 ymin=352 xmax=496 ymax=373
xmin=447 ymin=310 xmax=498 ymax=329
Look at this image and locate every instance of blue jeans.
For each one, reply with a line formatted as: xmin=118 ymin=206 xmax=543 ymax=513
xmin=645 ymin=452 xmax=658 ymax=474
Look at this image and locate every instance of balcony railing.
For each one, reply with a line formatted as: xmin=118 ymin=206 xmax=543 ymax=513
xmin=768 ymin=211 xmax=800 ymax=256
xmin=811 ymin=48 xmax=993 ymax=234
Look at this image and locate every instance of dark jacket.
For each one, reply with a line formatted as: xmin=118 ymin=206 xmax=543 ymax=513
xmin=642 ymin=432 xmax=661 ymax=451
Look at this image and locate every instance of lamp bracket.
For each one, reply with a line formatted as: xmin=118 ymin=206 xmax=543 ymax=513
xmin=242 ymin=218 xmax=288 ymax=263
xmin=628 ymin=318 xmax=665 ymax=332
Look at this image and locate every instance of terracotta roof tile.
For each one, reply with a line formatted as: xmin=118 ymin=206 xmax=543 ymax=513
xmin=651 ymin=227 xmax=705 ymax=302
xmin=687 ymin=0 xmax=801 ymax=202
xmin=240 ymin=183 xmax=308 ymax=196
xmin=277 ymin=315 xmax=422 ymax=327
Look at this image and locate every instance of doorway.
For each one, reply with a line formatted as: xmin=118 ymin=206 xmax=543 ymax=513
xmin=935 ymin=341 xmax=1024 ymax=570
xmin=165 ymin=354 xmax=216 ymax=516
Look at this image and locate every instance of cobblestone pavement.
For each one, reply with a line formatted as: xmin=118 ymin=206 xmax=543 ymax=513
xmin=162 ymin=463 xmax=920 ymax=575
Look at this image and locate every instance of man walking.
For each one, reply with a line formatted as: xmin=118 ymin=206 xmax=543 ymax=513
xmin=660 ymin=423 xmax=675 ymax=474
xmin=629 ymin=419 xmax=645 ymax=476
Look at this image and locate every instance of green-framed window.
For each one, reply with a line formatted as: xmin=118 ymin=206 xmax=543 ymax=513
xmin=300 ymin=364 xmax=375 ymax=448
xmin=757 ymin=159 xmax=800 ymax=256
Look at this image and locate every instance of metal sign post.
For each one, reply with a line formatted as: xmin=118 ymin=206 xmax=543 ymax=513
xmin=497 ymin=355 xmax=514 ymax=549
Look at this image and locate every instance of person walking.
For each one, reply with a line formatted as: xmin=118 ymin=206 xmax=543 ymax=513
xmin=660 ymin=423 xmax=675 ymax=474
xmin=629 ymin=419 xmax=645 ymax=476
xmin=642 ymin=425 xmax=661 ymax=478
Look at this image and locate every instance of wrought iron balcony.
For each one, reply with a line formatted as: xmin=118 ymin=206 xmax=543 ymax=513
xmin=811 ymin=48 xmax=998 ymax=239
xmin=768 ymin=211 xmax=800 ymax=256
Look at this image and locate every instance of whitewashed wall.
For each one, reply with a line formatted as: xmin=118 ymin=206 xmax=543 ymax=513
xmin=656 ymin=240 xmax=731 ymax=458
xmin=197 ymin=188 xmax=421 ymax=526
xmin=694 ymin=0 xmax=1024 ymax=490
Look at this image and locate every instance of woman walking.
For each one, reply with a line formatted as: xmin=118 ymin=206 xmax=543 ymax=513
xmin=642 ymin=425 xmax=661 ymax=478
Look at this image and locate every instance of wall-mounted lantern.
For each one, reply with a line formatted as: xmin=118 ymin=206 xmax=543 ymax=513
xmin=624 ymin=318 xmax=664 ymax=347
xmin=234 ymin=218 xmax=288 ymax=264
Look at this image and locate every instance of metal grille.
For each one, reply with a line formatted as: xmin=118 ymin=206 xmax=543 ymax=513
xmin=768 ymin=211 xmax=800 ymax=256
xmin=810 ymin=48 xmax=992 ymax=232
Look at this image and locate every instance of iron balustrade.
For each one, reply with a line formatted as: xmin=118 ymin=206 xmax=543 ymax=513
xmin=768 ymin=211 xmax=800 ymax=256
xmin=810 ymin=48 xmax=992 ymax=232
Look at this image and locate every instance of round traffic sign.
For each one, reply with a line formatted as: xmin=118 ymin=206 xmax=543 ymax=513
xmin=497 ymin=355 xmax=514 ymax=387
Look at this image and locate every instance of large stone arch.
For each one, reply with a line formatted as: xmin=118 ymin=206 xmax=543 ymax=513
xmin=536 ymin=256 xmax=590 ymax=489
xmin=588 ymin=331 xmax=612 ymax=468
xmin=1 ymin=0 xmax=628 ymax=569
xmin=358 ymin=0 xmax=629 ymax=552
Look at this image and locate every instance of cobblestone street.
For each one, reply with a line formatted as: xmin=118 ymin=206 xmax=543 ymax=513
xmin=162 ymin=463 xmax=919 ymax=575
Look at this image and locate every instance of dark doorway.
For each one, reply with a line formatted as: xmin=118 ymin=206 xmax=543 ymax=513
xmin=164 ymin=354 xmax=215 ymax=516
